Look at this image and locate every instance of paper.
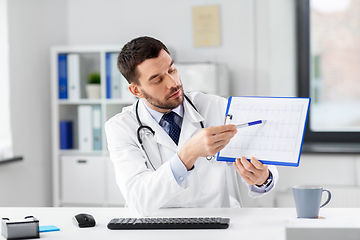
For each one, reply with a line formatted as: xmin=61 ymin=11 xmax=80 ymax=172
xmin=217 ymin=96 xmax=310 ymax=166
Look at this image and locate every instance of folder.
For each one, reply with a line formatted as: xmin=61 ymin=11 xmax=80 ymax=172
xmin=110 ymin=53 xmax=121 ymax=99
xmin=106 ymin=53 xmax=112 ymax=99
xmin=120 ymin=73 xmax=134 ymax=100
xmin=92 ymin=105 xmax=102 ymax=150
xmin=58 ymin=54 xmax=68 ymax=99
xmin=78 ymin=105 xmax=93 ymax=151
xmin=105 ymin=52 xmax=121 ymax=99
xmin=67 ymin=54 xmax=81 ymax=100
xmin=60 ymin=120 xmax=73 ymax=149
xmin=217 ymin=96 xmax=311 ymax=167
xmin=106 ymin=52 xmax=134 ymax=100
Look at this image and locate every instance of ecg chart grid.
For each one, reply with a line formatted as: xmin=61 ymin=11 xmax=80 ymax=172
xmin=219 ymin=97 xmax=310 ymax=165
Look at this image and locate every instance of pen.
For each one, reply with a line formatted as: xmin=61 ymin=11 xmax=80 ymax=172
xmin=236 ymin=120 xmax=266 ymax=129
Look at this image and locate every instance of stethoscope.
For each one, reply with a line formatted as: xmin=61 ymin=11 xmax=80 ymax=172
xmin=135 ymin=94 xmax=215 ymax=171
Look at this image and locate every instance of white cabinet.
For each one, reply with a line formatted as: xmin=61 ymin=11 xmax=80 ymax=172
xmin=175 ymin=63 xmax=229 ymax=98
xmin=106 ymin=159 xmax=126 ymax=206
xmin=61 ymin=156 xmax=105 ymax=205
xmin=51 ymin=45 xmax=134 ymax=206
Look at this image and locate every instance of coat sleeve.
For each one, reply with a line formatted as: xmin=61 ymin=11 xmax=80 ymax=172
xmin=105 ymin=112 xmax=185 ymax=216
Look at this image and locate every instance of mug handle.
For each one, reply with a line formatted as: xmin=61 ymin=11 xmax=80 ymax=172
xmin=320 ymin=189 xmax=331 ymax=208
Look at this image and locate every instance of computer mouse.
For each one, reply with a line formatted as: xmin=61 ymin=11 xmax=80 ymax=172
xmin=73 ymin=213 xmax=96 ymax=228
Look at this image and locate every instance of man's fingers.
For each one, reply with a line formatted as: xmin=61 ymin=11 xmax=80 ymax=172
xmin=206 ymin=124 xmax=237 ymax=135
xmin=234 ymin=156 xmax=270 ymax=186
xmin=233 ymin=159 xmax=242 ymax=174
xmin=240 ymin=156 xmax=257 ymax=173
xmin=211 ymin=135 xmax=235 ymax=155
xmin=234 ymin=158 xmax=254 ymax=178
xmin=250 ymin=157 xmax=267 ymax=170
xmin=212 ymin=130 xmax=236 ymax=144
xmin=233 ymin=160 xmax=255 ymax=185
xmin=212 ymin=125 xmax=237 ymax=142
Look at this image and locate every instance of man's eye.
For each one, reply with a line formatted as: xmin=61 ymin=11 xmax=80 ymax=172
xmin=155 ymin=77 xmax=163 ymax=84
xmin=169 ymin=68 xmax=176 ymax=74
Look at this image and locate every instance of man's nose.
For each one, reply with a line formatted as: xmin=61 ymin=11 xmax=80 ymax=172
xmin=164 ymin=73 xmax=178 ymax=88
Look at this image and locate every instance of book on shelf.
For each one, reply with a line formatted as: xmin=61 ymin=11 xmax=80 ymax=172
xmin=121 ymin=74 xmax=135 ymax=100
xmin=67 ymin=54 xmax=81 ymax=100
xmin=92 ymin=105 xmax=102 ymax=150
xmin=58 ymin=53 xmax=82 ymax=100
xmin=106 ymin=52 xmax=135 ymax=100
xmin=78 ymin=105 xmax=93 ymax=151
xmin=60 ymin=120 xmax=73 ymax=149
xmin=106 ymin=52 xmax=121 ymax=99
xmin=58 ymin=54 xmax=68 ymax=99
xmin=77 ymin=105 xmax=103 ymax=151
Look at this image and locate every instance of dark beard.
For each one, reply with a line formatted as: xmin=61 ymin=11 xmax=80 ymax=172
xmin=142 ymin=85 xmax=184 ymax=110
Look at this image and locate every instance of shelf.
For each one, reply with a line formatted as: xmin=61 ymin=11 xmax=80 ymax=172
xmin=302 ymin=142 xmax=360 ymax=154
xmin=59 ymin=150 xmax=109 ymax=156
xmin=52 ymin=45 xmax=123 ymax=54
xmin=104 ymin=99 xmax=136 ymax=105
xmin=58 ymin=99 xmax=102 ymax=105
xmin=51 ymin=45 xmax=128 ymax=207
xmin=58 ymin=98 xmax=135 ymax=106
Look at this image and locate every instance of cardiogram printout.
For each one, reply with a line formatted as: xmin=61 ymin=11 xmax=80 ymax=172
xmin=217 ymin=96 xmax=311 ymax=166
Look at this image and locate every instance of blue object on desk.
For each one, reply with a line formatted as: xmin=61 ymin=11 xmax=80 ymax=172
xmin=39 ymin=225 xmax=60 ymax=232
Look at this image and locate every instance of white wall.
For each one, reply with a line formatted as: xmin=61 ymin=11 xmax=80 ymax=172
xmin=256 ymin=0 xmax=297 ymax=97
xmin=66 ymin=0 xmax=259 ymax=95
xmin=66 ymin=0 xmax=297 ymax=96
xmin=0 ymin=0 xmax=13 ymax=160
xmin=0 ymin=0 xmax=67 ymax=206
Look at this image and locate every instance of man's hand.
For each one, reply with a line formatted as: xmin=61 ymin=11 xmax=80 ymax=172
xmin=178 ymin=124 xmax=237 ymax=170
xmin=233 ymin=156 xmax=269 ymax=186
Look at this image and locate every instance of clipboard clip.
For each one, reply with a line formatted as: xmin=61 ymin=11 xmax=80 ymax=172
xmin=205 ymin=114 xmax=233 ymax=164
xmin=224 ymin=114 xmax=233 ymax=125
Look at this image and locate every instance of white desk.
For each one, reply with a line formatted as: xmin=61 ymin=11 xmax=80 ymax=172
xmin=0 ymin=207 xmax=359 ymax=240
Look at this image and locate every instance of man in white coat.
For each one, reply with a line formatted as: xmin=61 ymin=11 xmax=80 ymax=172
xmin=105 ymin=36 xmax=278 ymax=216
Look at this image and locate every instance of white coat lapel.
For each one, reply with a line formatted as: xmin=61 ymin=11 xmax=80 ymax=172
xmin=137 ymin=99 xmax=177 ymax=151
xmin=178 ymin=97 xmax=205 ymax=148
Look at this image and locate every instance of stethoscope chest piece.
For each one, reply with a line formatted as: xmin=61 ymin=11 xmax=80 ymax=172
xmin=206 ymin=155 xmax=216 ymax=163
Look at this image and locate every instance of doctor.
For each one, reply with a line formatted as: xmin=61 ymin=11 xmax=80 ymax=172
xmin=105 ymin=36 xmax=278 ymax=216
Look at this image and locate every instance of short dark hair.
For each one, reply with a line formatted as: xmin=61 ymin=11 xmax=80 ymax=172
xmin=117 ymin=36 xmax=170 ymax=85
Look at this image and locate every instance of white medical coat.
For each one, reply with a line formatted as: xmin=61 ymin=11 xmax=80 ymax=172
xmin=105 ymin=92 xmax=278 ymax=216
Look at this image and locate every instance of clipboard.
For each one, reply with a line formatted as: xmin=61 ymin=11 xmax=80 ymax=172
xmin=216 ymin=96 xmax=311 ymax=167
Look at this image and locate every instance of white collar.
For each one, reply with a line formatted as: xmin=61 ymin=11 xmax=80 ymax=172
xmin=142 ymin=99 xmax=184 ymax=124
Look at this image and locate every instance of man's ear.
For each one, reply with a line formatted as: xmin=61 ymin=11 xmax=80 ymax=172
xmin=128 ymin=83 xmax=144 ymax=98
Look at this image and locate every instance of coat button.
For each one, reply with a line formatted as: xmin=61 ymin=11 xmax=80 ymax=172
xmin=179 ymin=176 xmax=184 ymax=181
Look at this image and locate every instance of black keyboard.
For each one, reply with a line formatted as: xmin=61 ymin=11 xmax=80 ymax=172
xmin=107 ymin=217 xmax=230 ymax=230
